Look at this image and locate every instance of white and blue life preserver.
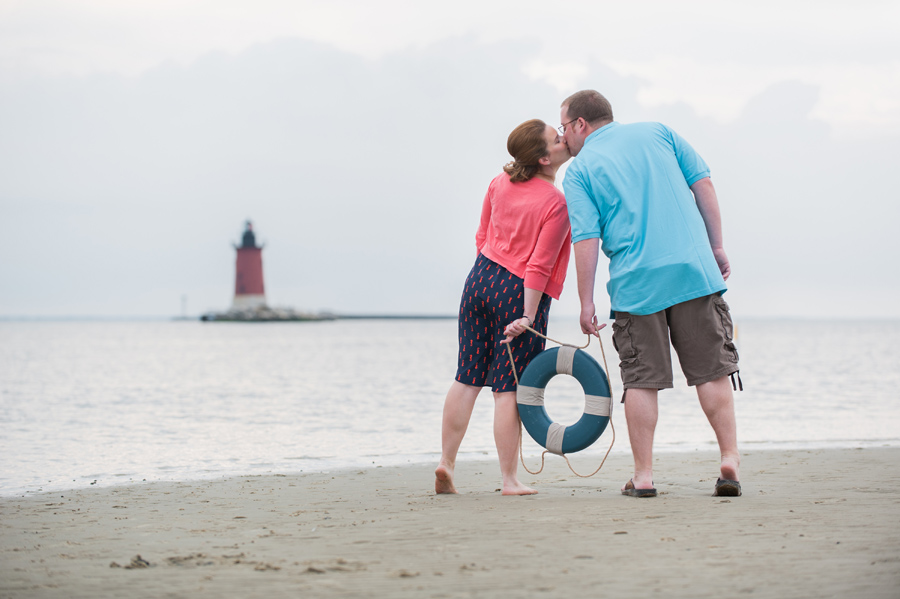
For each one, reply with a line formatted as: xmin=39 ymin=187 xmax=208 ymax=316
xmin=517 ymin=345 xmax=612 ymax=455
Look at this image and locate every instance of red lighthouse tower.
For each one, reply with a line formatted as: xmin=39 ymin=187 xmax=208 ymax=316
xmin=233 ymin=220 xmax=266 ymax=309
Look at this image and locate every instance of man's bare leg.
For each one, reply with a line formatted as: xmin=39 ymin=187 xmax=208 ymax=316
xmin=493 ymin=391 xmax=537 ymax=495
xmin=697 ymin=376 xmax=740 ymax=481
xmin=622 ymin=387 xmax=659 ymax=491
xmin=435 ymin=381 xmax=480 ymax=494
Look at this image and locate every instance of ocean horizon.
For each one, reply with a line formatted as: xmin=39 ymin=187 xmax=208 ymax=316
xmin=2 ymin=317 xmax=898 ymax=496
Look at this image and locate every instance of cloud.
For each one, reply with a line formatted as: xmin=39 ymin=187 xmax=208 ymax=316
xmin=0 ymin=37 xmax=557 ymax=315
xmin=1 ymin=36 xmax=897 ymax=318
xmin=708 ymin=80 xmax=900 ymax=317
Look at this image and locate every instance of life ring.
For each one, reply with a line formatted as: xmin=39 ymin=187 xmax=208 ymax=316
xmin=517 ymin=346 xmax=612 ymax=455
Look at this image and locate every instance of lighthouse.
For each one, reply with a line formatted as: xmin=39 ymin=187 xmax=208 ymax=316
xmin=200 ymin=219 xmax=334 ymax=321
xmin=233 ymin=220 xmax=266 ymax=309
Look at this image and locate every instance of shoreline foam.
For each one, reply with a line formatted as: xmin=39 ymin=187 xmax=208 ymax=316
xmin=5 ymin=438 xmax=900 ymax=498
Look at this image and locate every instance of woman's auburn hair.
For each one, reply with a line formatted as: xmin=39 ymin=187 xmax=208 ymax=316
xmin=503 ymin=119 xmax=548 ymax=183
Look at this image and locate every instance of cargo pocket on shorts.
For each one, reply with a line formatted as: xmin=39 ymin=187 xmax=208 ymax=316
xmin=612 ymin=315 xmax=639 ymax=384
xmin=713 ymin=296 xmax=739 ymax=363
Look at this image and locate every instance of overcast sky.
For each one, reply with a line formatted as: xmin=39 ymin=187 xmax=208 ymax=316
xmin=1 ymin=0 xmax=898 ymax=318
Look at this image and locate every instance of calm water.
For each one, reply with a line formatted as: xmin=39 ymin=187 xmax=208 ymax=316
xmin=1 ymin=318 xmax=898 ymax=496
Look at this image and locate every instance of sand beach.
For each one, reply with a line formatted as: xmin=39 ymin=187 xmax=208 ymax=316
xmin=1 ymin=447 xmax=898 ymax=598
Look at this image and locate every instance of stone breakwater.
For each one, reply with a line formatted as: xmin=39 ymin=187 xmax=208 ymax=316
xmin=200 ymin=305 xmax=336 ymax=322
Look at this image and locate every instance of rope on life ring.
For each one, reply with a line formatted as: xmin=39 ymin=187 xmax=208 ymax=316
xmin=505 ymin=327 xmax=616 ymax=478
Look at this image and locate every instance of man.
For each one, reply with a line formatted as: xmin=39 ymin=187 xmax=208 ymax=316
xmin=559 ymin=90 xmax=742 ymax=498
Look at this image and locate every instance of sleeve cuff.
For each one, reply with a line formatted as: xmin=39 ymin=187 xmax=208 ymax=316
xmin=686 ymin=172 xmax=711 ymax=186
xmin=523 ymin=272 xmax=550 ymax=292
xmin=571 ymin=232 xmax=601 ymax=244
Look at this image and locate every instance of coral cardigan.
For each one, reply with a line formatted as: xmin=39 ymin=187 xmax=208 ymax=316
xmin=475 ymin=173 xmax=571 ymax=300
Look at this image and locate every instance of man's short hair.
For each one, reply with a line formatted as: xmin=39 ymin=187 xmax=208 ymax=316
xmin=562 ymin=90 xmax=614 ymax=125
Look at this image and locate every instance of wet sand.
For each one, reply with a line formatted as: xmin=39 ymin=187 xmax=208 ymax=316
xmin=1 ymin=448 xmax=898 ymax=598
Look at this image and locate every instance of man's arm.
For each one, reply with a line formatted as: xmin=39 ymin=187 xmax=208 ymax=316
xmin=573 ymin=238 xmax=601 ymax=335
xmin=690 ymin=177 xmax=731 ymax=280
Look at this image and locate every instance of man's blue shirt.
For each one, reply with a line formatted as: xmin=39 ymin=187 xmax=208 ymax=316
xmin=563 ymin=121 xmax=726 ymax=316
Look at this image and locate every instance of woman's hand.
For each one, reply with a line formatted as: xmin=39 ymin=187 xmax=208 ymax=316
xmin=501 ymin=316 xmax=533 ymax=345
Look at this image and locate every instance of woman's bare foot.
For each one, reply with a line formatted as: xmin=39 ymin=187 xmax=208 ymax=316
xmin=501 ymin=481 xmax=537 ymax=496
xmin=720 ymin=454 xmax=741 ymax=481
xmin=435 ymin=463 xmax=458 ymax=494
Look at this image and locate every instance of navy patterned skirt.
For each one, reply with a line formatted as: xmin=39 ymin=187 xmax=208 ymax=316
xmin=455 ymin=254 xmax=551 ymax=392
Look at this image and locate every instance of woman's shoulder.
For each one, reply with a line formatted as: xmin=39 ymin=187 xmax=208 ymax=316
xmin=490 ymin=171 xmax=513 ymax=184
xmin=491 ymin=173 xmax=565 ymax=204
xmin=528 ymin=177 xmax=567 ymax=202
xmin=486 ymin=171 xmax=513 ymax=193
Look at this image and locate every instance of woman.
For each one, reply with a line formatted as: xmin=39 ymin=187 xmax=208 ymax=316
xmin=435 ymin=119 xmax=572 ymax=496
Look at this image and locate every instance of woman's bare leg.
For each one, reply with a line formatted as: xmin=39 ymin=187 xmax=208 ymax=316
xmin=493 ymin=391 xmax=537 ymax=496
xmin=435 ymin=381 xmax=481 ymax=494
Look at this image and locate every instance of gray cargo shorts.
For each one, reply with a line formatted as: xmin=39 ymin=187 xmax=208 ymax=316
xmin=611 ymin=293 xmax=739 ymax=400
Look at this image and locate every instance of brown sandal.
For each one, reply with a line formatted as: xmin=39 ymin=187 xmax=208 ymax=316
xmin=713 ymin=478 xmax=742 ymax=497
xmin=622 ymin=479 xmax=657 ymax=498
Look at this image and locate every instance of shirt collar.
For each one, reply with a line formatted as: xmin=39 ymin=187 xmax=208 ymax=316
xmin=584 ymin=121 xmax=619 ymax=146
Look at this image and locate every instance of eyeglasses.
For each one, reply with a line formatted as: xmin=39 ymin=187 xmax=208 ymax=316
xmin=558 ymin=118 xmax=579 ymax=134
